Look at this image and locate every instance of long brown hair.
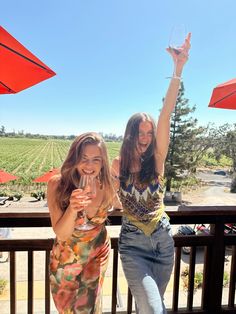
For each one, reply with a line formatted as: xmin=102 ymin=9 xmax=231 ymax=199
xmin=56 ymin=132 xmax=114 ymax=211
xmin=120 ymin=113 xmax=157 ymax=184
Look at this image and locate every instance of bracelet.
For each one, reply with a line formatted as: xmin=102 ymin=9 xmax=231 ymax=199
xmin=166 ymin=76 xmax=182 ymax=80
xmin=172 ymin=76 xmax=182 ymax=80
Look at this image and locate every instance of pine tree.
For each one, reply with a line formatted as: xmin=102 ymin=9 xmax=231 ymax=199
xmin=165 ymin=82 xmax=207 ymax=191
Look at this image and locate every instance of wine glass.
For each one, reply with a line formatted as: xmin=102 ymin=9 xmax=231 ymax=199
xmin=168 ymin=24 xmax=187 ymax=77
xmin=75 ymin=175 xmax=96 ymax=230
xmin=168 ymin=24 xmax=187 ymax=55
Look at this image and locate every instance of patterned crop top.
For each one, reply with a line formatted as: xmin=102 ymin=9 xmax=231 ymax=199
xmin=119 ymin=173 xmax=166 ymax=236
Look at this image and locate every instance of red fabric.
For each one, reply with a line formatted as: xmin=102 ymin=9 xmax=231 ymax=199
xmin=33 ymin=168 xmax=59 ymax=183
xmin=208 ymin=78 xmax=236 ymax=110
xmin=0 ymin=169 xmax=18 ymax=183
xmin=0 ymin=26 xmax=56 ymax=94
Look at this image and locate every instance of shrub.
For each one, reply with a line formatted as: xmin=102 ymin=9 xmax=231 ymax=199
xmin=181 ymin=267 xmax=230 ymax=291
xmin=13 ymin=192 xmax=22 ymax=201
xmin=0 ymin=278 xmax=7 ymax=295
xmin=170 ymin=175 xmax=200 ymax=192
xmin=7 ymin=192 xmax=22 ymax=201
xmin=31 ymin=191 xmax=45 ymax=201
xmin=0 ymin=191 xmax=8 ymax=197
xmin=0 ymin=191 xmax=22 ymax=201
xmin=223 ymin=271 xmax=229 ymax=287
xmin=194 ymin=272 xmax=203 ymax=289
xmin=181 ymin=267 xmax=203 ymax=292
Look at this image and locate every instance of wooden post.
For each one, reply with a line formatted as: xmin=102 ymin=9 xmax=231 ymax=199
xmin=203 ymin=222 xmax=225 ymax=312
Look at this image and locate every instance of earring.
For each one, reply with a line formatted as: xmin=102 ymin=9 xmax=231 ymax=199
xmin=97 ymin=172 xmax=103 ymax=188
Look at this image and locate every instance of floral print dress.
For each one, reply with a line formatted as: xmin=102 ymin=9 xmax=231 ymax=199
xmin=50 ymin=205 xmax=110 ymax=314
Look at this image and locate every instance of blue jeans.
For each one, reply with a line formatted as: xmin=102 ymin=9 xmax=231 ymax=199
xmin=119 ymin=216 xmax=174 ymax=314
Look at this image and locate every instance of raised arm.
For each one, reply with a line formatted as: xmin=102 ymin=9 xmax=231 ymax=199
xmin=155 ymin=33 xmax=191 ymax=175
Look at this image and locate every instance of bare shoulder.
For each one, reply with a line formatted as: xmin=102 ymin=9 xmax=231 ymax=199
xmin=47 ymin=175 xmax=61 ymax=192
xmin=112 ymin=156 xmax=120 ymax=168
xmin=111 ymin=156 xmax=120 ymax=176
xmin=47 ymin=175 xmax=61 ymax=213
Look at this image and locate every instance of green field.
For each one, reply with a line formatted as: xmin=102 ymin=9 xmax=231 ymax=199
xmin=0 ymin=137 xmax=121 ymax=185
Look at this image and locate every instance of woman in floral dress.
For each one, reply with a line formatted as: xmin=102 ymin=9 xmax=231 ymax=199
xmin=47 ymin=132 xmax=115 ymax=314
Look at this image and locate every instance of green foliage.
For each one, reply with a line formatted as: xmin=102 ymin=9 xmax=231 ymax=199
xmin=223 ymin=271 xmax=229 ymax=287
xmin=0 ymin=138 xmax=121 ymax=189
xmin=212 ymin=123 xmax=236 ymax=172
xmin=194 ymin=271 xmax=203 ymax=289
xmin=0 ymin=137 xmax=71 ymax=185
xmin=0 ymin=190 xmax=8 ymax=197
xmin=11 ymin=192 xmax=22 ymax=201
xmin=105 ymin=142 xmax=121 ymax=162
xmin=31 ymin=191 xmax=45 ymax=201
xmin=0 ymin=278 xmax=7 ymax=295
xmin=181 ymin=266 xmax=203 ymax=291
xmin=181 ymin=266 xmax=229 ymax=291
xmin=201 ymin=152 xmax=232 ymax=168
xmin=164 ymin=82 xmax=209 ymax=191
xmin=170 ymin=176 xmax=200 ymax=191
xmin=0 ymin=190 xmax=22 ymax=201
xmin=219 ymin=155 xmax=233 ymax=167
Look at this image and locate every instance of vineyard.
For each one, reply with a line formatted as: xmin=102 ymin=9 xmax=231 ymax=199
xmin=0 ymin=138 xmax=121 ymax=195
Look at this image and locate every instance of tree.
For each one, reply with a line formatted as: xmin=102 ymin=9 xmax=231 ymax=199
xmin=212 ymin=123 xmax=236 ymax=193
xmin=165 ymin=82 xmax=208 ymax=191
xmin=0 ymin=125 xmax=5 ymax=136
xmin=214 ymin=123 xmax=236 ymax=172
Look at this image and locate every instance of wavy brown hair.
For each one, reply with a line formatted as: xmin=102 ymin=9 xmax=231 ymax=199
xmin=120 ymin=113 xmax=157 ymax=184
xmin=56 ymin=132 xmax=114 ymax=211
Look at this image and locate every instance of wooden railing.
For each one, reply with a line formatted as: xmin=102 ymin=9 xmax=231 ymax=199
xmin=0 ymin=205 xmax=236 ymax=314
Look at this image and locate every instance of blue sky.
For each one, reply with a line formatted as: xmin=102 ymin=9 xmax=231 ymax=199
xmin=1 ymin=0 xmax=236 ymax=136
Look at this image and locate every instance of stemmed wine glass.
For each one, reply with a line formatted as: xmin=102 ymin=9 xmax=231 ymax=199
xmin=169 ymin=25 xmax=187 ymax=78
xmin=75 ymin=175 xmax=96 ymax=231
xmin=168 ymin=24 xmax=187 ymax=55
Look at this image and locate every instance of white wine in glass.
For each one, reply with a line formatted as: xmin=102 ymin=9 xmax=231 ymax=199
xmin=75 ymin=175 xmax=96 ymax=231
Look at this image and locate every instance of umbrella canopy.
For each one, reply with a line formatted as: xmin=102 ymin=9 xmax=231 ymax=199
xmin=33 ymin=168 xmax=60 ymax=183
xmin=0 ymin=26 xmax=56 ymax=94
xmin=0 ymin=169 xmax=19 ymax=183
xmin=209 ymin=78 xmax=236 ymax=110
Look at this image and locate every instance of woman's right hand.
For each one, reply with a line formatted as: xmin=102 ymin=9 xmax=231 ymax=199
xmin=67 ymin=188 xmax=92 ymax=218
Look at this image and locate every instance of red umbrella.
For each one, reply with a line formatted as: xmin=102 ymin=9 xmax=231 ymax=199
xmin=33 ymin=168 xmax=59 ymax=183
xmin=0 ymin=169 xmax=19 ymax=183
xmin=209 ymin=78 xmax=236 ymax=110
xmin=0 ymin=25 xmax=56 ymax=94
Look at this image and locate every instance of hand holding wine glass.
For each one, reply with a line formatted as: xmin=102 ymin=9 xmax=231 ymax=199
xmin=167 ymin=26 xmax=191 ymax=76
xmin=75 ymin=175 xmax=97 ymax=231
xmin=168 ymin=24 xmax=187 ymax=55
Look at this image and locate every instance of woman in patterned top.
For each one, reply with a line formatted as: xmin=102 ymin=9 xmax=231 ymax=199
xmin=47 ymin=132 xmax=115 ymax=314
xmin=112 ymin=34 xmax=191 ymax=313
